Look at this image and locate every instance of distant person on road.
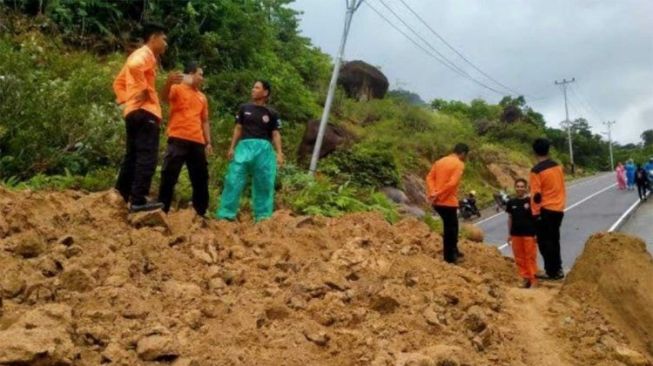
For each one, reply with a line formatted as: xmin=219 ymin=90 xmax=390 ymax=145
xmin=113 ymin=23 xmax=176 ymax=213
xmin=426 ymin=143 xmax=469 ymax=264
xmin=616 ymin=162 xmax=626 ymax=190
xmin=635 ymin=164 xmax=650 ymax=201
xmin=506 ymin=178 xmax=538 ymax=288
xmin=216 ymin=80 xmax=284 ymax=222
xmin=529 ymin=138 xmax=566 ymax=281
xmin=157 ymin=62 xmax=212 ymax=217
xmin=644 ymin=157 xmax=653 ymax=182
xmin=625 ymin=159 xmax=636 ymax=191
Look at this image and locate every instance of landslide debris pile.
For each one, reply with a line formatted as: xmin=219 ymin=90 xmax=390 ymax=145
xmin=0 ymin=188 xmax=649 ymax=366
xmin=555 ymin=232 xmax=653 ymax=365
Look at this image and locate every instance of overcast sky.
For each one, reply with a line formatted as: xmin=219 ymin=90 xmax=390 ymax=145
xmin=291 ymin=0 xmax=653 ymax=144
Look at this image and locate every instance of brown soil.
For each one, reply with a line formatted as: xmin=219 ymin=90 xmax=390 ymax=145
xmin=559 ymin=232 xmax=653 ymax=364
xmin=0 ymin=188 xmax=651 ymax=365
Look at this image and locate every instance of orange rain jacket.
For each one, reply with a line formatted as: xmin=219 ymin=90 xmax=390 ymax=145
xmin=529 ymin=159 xmax=566 ymax=215
xmin=426 ymin=154 xmax=465 ymax=208
xmin=167 ymin=84 xmax=209 ymax=145
xmin=112 ymin=45 xmax=161 ymax=119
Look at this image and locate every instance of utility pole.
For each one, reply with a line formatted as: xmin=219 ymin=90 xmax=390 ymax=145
xmin=603 ymin=120 xmax=616 ymax=171
xmin=309 ymin=0 xmax=364 ymax=175
xmin=555 ymin=78 xmax=576 ymax=174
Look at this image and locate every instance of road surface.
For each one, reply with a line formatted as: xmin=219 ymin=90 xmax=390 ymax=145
xmin=474 ymin=172 xmax=643 ymax=271
xmin=620 ymin=197 xmax=653 ymax=253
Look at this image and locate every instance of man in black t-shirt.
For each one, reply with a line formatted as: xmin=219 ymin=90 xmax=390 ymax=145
xmin=216 ymin=80 xmax=285 ymax=222
xmin=506 ymin=178 xmax=538 ymax=288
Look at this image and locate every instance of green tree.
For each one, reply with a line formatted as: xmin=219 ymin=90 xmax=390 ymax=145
xmin=641 ymin=129 xmax=653 ymax=147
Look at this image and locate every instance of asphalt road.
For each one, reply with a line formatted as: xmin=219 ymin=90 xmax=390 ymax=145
xmin=474 ymin=172 xmax=642 ymax=271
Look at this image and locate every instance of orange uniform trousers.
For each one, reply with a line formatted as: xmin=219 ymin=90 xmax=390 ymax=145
xmin=510 ymin=236 xmax=538 ymax=282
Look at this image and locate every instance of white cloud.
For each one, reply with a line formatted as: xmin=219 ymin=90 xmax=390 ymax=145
xmin=292 ymin=0 xmax=653 ymax=144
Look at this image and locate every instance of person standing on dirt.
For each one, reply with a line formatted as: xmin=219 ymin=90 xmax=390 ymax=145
xmin=157 ymin=62 xmax=212 ymax=216
xmin=113 ymin=23 xmax=181 ymax=213
xmin=426 ymin=143 xmax=469 ymax=264
xmin=506 ymin=178 xmax=538 ymax=288
xmin=529 ymin=138 xmax=566 ymax=281
xmin=634 ymin=164 xmax=650 ymax=201
xmin=216 ymin=80 xmax=284 ymax=222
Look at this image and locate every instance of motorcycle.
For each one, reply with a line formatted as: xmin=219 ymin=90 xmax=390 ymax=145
xmin=458 ymin=197 xmax=481 ymax=220
xmin=493 ymin=190 xmax=509 ymax=212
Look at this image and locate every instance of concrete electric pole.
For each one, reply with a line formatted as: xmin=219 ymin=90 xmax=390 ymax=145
xmin=555 ymin=78 xmax=576 ymax=175
xmin=603 ymin=120 xmax=616 ymax=171
xmin=309 ymin=0 xmax=364 ymax=175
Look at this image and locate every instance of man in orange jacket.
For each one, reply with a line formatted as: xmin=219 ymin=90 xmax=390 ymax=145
xmin=426 ymin=143 xmax=469 ymax=263
xmin=113 ymin=23 xmax=182 ymax=213
xmin=529 ymin=138 xmax=566 ymax=280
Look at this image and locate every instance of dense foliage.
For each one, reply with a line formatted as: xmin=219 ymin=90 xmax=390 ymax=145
xmin=3 ymin=0 xmax=646 ymax=221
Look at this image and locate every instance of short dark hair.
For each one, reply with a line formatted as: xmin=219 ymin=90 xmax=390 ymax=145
xmin=532 ymin=138 xmax=550 ymax=156
xmin=255 ymin=79 xmax=272 ymax=97
xmin=142 ymin=22 xmax=166 ymax=42
xmin=453 ymin=143 xmax=469 ymax=155
xmin=514 ymin=178 xmax=528 ymax=187
xmin=184 ymin=61 xmax=200 ymax=74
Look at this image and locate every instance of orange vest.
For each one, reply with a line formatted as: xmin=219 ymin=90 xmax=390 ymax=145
xmin=167 ymin=84 xmax=209 ymax=144
xmin=112 ymin=45 xmax=162 ymax=119
xmin=426 ymin=154 xmax=465 ymax=207
xmin=529 ymin=159 xmax=566 ymax=215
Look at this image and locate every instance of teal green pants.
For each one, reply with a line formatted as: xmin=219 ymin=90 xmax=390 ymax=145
xmin=216 ymin=139 xmax=277 ymax=222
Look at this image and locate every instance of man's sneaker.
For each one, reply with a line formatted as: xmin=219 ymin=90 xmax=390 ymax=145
xmin=129 ymin=201 xmax=164 ymax=213
xmin=521 ymin=278 xmax=532 ymax=289
xmin=536 ymin=270 xmax=565 ymax=281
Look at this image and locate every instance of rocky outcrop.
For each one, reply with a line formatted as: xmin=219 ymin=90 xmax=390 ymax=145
xmin=338 ymin=60 xmax=389 ymax=101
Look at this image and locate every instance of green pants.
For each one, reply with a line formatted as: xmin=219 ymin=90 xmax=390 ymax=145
xmin=216 ymin=139 xmax=277 ymax=222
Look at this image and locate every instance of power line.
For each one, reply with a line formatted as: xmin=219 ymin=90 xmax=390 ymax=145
xmin=367 ymin=0 xmax=509 ymax=96
xmin=397 ymin=0 xmax=526 ymax=97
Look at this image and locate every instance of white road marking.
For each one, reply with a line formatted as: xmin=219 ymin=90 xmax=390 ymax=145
xmin=608 ymin=197 xmax=645 ymax=232
xmin=475 ymin=211 xmax=504 ymax=225
xmin=563 ymin=183 xmax=616 ymax=212
xmin=477 ymin=174 xmax=613 ymax=226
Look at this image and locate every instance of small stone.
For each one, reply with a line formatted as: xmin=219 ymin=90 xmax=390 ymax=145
xmin=129 ymin=210 xmax=170 ymax=233
xmin=464 ymin=306 xmax=487 ymax=333
xmin=38 ymin=258 xmax=62 ymax=277
xmin=14 ymin=232 xmax=46 ymax=258
xmin=370 ymin=295 xmax=400 ymax=314
xmin=137 ymin=332 xmax=180 ymax=361
xmin=59 ymin=266 xmax=95 ymax=292
xmin=57 ymin=235 xmax=75 ymax=246
xmin=0 ymin=272 xmax=25 ymax=298
xmin=614 ymin=345 xmax=650 ymax=366
xmin=423 ymin=306 xmax=440 ymax=326
xmin=265 ymin=304 xmax=290 ymax=321
xmin=208 ymin=278 xmax=226 ymax=291
xmin=303 ymin=329 xmax=330 ymax=347
xmin=191 ymin=248 xmax=213 ymax=265
xmin=287 ymin=296 xmax=308 ymax=310
xmin=64 ymin=245 xmax=83 ymax=258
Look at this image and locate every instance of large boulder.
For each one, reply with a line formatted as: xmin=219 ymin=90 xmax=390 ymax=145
xmin=338 ymin=60 xmax=389 ymax=101
xmin=297 ymin=120 xmax=356 ymax=162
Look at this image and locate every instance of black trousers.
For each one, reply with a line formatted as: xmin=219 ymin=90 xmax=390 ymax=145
xmin=636 ymin=182 xmax=648 ymax=200
xmin=434 ymin=205 xmax=459 ymax=263
xmin=536 ymin=208 xmax=564 ymax=276
xmin=115 ymin=109 xmax=160 ymax=206
xmin=158 ymin=138 xmax=209 ymax=216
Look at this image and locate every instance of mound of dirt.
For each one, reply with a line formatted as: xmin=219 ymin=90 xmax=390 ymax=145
xmin=0 ymin=188 xmax=649 ymax=365
xmin=558 ymin=232 xmax=653 ymax=363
